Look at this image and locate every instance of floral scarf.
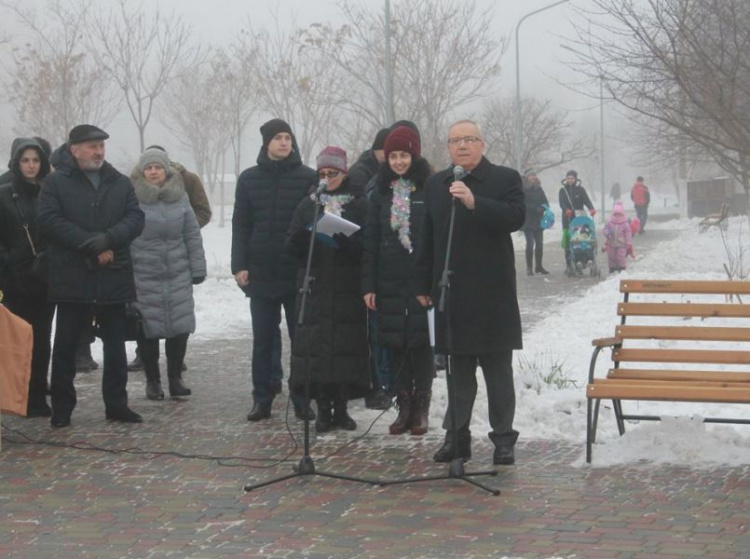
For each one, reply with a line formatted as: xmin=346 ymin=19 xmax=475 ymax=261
xmin=390 ymin=177 xmax=416 ymax=253
xmin=316 ymin=192 xmax=354 ymax=217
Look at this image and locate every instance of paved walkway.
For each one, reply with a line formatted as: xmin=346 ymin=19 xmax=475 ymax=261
xmin=2 ymin=229 xmax=749 ymax=558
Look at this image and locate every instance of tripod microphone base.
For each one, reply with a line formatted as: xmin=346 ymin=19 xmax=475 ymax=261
xmin=244 ymin=455 xmax=382 ymax=492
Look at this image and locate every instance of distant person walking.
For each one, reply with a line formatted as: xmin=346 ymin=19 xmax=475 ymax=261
xmin=521 ymin=169 xmax=549 ymax=276
xmin=609 ymin=182 xmax=621 ymax=202
xmin=559 ymin=170 xmax=595 ymax=270
xmin=630 ymin=176 xmax=650 ymax=234
xmin=603 ymin=200 xmax=633 ymax=274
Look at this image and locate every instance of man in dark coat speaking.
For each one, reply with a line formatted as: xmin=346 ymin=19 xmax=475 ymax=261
xmin=37 ymin=124 xmax=145 ymax=428
xmin=415 ymin=119 xmax=525 ymax=466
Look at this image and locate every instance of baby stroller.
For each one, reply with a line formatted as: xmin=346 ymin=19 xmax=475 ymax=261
xmin=565 ymin=214 xmax=601 ymax=278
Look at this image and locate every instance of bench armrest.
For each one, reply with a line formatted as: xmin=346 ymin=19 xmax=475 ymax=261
xmin=592 ymin=337 xmax=621 ymax=348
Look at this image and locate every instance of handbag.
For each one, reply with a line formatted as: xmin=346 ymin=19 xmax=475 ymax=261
xmin=540 ymin=204 xmax=555 ymax=230
xmin=96 ymin=303 xmax=142 ymax=342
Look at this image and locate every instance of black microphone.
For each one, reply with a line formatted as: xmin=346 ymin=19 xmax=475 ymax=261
xmin=315 ymin=178 xmax=329 ymax=197
xmin=453 ymin=165 xmax=466 ymax=182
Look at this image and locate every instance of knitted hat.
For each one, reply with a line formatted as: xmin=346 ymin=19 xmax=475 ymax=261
xmin=139 ymin=147 xmax=171 ymax=173
xmin=566 ymin=169 xmax=578 ymax=179
xmin=391 ymin=119 xmax=421 ymax=143
xmin=371 ymin=128 xmax=391 ymax=151
xmin=384 ymin=126 xmax=421 ymax=158
xmin=613 ymin=200 xmax=624 ymax=214
xmin=316 ymin=146 xmax=347 ymax=173
xmin=524 ymin=168 xmax=537 ymax=177
xmin=260 ymin=118 xmax=293 ymax=149
xmin=68 ymin=124 xmax=109 ymax=145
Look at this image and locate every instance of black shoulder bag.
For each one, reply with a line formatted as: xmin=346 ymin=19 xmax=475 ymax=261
xmin=10 ymin=188 xmax=48 ymax=283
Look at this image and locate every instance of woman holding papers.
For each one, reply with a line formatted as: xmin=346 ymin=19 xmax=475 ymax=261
xmin=362 ymin=126 xmax=435 ymax=436
xmin=286 ymin=146 xmax=369 ymax=433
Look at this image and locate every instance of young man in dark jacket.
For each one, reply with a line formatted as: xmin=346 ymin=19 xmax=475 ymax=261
xmin=37 ymin=125 xmax=145 ymax=428
xmin=231 ymin=118 xmax=317 ymax=422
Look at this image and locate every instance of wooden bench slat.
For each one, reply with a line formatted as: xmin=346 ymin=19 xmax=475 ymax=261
xmin=621 ymin=279 xmax=750 ymax=295
xmin=608 ymin=368 xmax=750 ymax=383
xmin=601 ymin=378 xmax=750 ymax=388
xmin=615 ymin=325 xmax=750 ymax=342
xmin=587 ymin=381 xmax=750 ymax=403
xmin=618 ymin=302 xmax=750 ymax=318
xmin=613 ymin=348 xmax=750 ymax=365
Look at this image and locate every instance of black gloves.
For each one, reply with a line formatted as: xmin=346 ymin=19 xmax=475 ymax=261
xmin=192 ymin=276 xmax=205 ymax=285
xmin=79 ymin=233 xmax=110 ymax=257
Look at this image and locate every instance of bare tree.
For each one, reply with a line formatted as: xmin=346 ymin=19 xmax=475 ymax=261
xmin=568 ymin=0 xmax=750 ymax=214
xmin=86 ymin=0 xmax=203 ymax=152
xmin=235 ymin=15 xmax=342 ymax=165
xmin=300 ymin=0 xmax=506 ymax=165
xmin=1 ymin=0 xmax=119 ymax=144
xmin=161 ymin=61 xmax=232 ymax=198
xmin=482 ymin=96 xmax=594 ymax=173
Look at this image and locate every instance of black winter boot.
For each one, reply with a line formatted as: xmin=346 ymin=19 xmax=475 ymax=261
xmin=143 ymin=356 xmax=164 ymax=400
xmin=333 ymin=387 xmax=356 ymax=430
xmin=433 ymin=432 xmax=472 ymax=462
xmin=315 ymin=400 xmax=333 ymax=432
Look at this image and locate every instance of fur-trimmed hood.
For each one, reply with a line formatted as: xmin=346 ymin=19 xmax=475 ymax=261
xmin=132 ymin=170 xmax=186 ymax=205
xmin=376 ymin=156 xmax=432 ymax=193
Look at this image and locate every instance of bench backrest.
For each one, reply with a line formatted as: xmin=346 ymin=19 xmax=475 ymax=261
xmin=611 ymin=280 xmax=750 ymax=375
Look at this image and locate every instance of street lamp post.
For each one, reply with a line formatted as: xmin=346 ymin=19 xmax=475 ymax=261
xmin=599 ymin=76 xmax=606 ymax=223
xmin=384 ymin=0 xmax=395 ymax=124
xmin=515 ymin=0 xmax=571 ymax=172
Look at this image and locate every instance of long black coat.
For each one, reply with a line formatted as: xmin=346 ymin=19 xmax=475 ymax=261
xmin=231 ymin=145 xmax=317 ymax=298
xmin=414 ymin=157 xmax=525 ymax=355
xmin=521 ymin=180 xmax=549 ymax=232
xmin=347 ymin=149 xmax=380 ymax=196
xmin=362 ymin=157 xmax=431 ymax=350
xmin=37 ymin=144 xmax=144 ymax=304
xmin=286 ymin=178 xmax=370 ymax=398
xmin=0 ymin=138 xmax=52 ymax=300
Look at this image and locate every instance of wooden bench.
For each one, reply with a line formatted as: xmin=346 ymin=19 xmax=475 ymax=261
xmin=698 ymin=202 xmax=730 ymax=233
xmin=585 ymin=279 xmax=750 ymax=462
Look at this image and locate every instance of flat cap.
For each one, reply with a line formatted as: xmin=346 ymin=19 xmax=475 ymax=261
xmin=68 ymin=124 xmax=110 ymax=145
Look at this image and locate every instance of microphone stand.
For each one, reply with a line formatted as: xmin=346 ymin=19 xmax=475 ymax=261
xmin=244 ymin=189 xmax=381 ymax=492
xmin=379 ymin=189 xmax=500 ymax=496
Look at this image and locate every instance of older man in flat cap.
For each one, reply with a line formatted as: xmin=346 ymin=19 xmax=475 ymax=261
xmin=37 ymin=124 xmax=145 ymax=428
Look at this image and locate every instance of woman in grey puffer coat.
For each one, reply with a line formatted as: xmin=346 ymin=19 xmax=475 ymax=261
xmin=131 ymin=148 xmax=206 ymax=400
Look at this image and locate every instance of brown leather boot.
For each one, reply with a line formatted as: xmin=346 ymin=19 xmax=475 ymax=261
xmin=410 ymin=390 xmax=431 ymax=435
xmin=389 ymin=391 xmax=413 ymax=435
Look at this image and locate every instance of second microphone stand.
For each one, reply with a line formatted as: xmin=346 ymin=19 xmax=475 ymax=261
xmin=244 ymin=190 xmax=381 ymax=492
xmin=379 ymin=181 xmax=500 ymax=496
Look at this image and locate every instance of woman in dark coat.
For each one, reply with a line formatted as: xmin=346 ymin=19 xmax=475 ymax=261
xmin=521 ymin=169 xmax=550 ymax=275
xmin=131 ymin=148 xmax=206 ymax=400
xmin=286 ymin=146 xmax=369 ymax=432
xmin=362 ymin=126 xmax=434 ymax=436
xmin=0 ymin=138 xmax=54 ymax=416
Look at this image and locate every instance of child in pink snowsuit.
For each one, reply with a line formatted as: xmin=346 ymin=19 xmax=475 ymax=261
xmin=603 ymin=201 xmax=633 ymax=273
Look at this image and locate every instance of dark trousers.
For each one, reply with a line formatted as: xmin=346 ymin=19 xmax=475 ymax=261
xmin=137 ymin=333 xmax=189 ymax=380
xmin=635 ymin=205 xmax=648 ymax=231
xmin=391 ymin=345 xmax=434 ymax=393
xmin=4 ymin=295 xmax=55 ymax=408
xmin=51 ymin=302 xmax=130 ymax=417
xmin=524 ymin=228 xmax=544 ymax=270
xmin=250 ymin=293 xmax=303 ymax=406
xmin=368 ymin=309 xmax=393 ymax=391
xmin=441 ymin=350 xmax=519 ymax=447
xmin=271 ymin=326 xmax=283 ymax=384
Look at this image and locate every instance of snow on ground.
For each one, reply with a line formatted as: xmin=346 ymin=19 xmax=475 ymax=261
xmin=188 ymin=210 xmax=750 ymax=468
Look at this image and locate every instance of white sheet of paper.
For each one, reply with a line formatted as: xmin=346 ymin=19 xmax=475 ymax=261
xmin=315 ymin=212 xmax=360 ymax=237
xmin=428 ymin=308 xmax=435 ymax=347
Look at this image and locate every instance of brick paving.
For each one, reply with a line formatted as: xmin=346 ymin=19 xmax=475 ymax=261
xmin=2 ymin=228 xmax=750 ymax=558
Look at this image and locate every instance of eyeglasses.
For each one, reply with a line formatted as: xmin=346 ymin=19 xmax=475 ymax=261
xmin=447 ymin=136 xmax=481 ymax=146
xmin=318 ymin=170 xmax=342 ymax=179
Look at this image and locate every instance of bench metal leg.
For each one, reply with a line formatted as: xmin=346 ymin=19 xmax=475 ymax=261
xmin=613 ymin=399 xmax=626 ymax=435
xmin=587 ymin=398 xmax=603 ymax=463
